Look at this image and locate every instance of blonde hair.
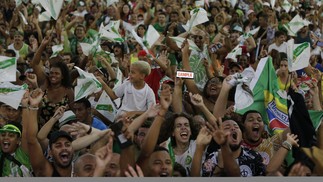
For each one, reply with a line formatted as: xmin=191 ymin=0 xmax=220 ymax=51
xmin=131 ymin=61 xmax=151 ymax=76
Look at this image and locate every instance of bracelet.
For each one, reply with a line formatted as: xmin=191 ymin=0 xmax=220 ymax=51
xmin=28 ymin=106 xmax=39 ymax=110
xmin=87 ymin=127 xmax=92 ymax=134
xmin=282 ymin=141 xmax=292 ymax=151
xmin=20 ymin=105 xmax=28 ymax=109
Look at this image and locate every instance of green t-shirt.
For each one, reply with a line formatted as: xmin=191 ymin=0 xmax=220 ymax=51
xmin=0 ymin=147 xmax=32 ymax=177
xmin=153 ymin=23 xmax=166 ymax=34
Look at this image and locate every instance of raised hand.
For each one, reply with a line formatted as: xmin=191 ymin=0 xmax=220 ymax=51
xmin=94 ymin=134 xmax=114 ymax=175
xmin=159 ymin=86 xmax=172 ymax=110
xmin=189 ymin=92 xmax=204 ymax=107
xmin=157 ymin=49 xmax=169 ymax=65
xmin=288 ymin=163 xmax=310 ymax=176
xmin=26 ymin=73 xmax=38 ymax=88
xmin=125 ymin=164 xmax=144 ymax=177
xmin=286 ymin=133 xmax=299 ymax=148
xmin=29 ymin=88 xmax=44 ymax=107
xmin=206 ymin=118 xmax=229 ymax=146
xmin=21 ymin=90 xmax=30 ymax=107
xmin=40 ymin=35 xmax=52 ymax=46
xmin=146 ymin=104 xmax=161 ymax=118
xmin=196 ymin=126 xmax=212 ymax=147
xmin=52 ymin=106 xmax=67 ymax=121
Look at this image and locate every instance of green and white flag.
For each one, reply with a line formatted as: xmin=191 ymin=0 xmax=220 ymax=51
xmin=114 ymin=68 xmax=123 ymax=89
xmin=131 ymin=29 xmax=150 ymax=56
xmin=80 ymin=38 xmax=101 ymax=56
xmin=282 ymin=0 xmax=292 ymax=12
xmin=286 ymin=39 xmax=310 ymax=72
xmin=183 ymin=8 xmax=209 ymax=32
xmin=74 ymin=66 xmax=102 ymax=101
xmin=95 ymin=91 xmax=118 ymax=122
xmin=237 ymin=57 xmax=289 ymax=133
xmin=225 ymin=45 xmax=242 ymax=62
xmin=308 ymin=110 xmax=323 ymax=131
xmin=0 ymin=56 xmax=17 ymax=82
xmin=50 ymin=44 xmax=64 ymax=58
xmin=169 ymin=36 xmax=200 ymax=52
xmin=283 ymin=14 xmax=308 ymax=36
xmin=142 ymin=25 xmax=160 ymax=49
xmin=39 ymin=0 xmax=64 ymax=20
xmin=39 ymin=11 xmax=51 ymax=22
xmin=107 ymin=0 xmax=119 ymax=7
xmin=99 ymin=23 xmax=124 ymax=42
xmin=0 ymin=82 xmax=28 ymax=109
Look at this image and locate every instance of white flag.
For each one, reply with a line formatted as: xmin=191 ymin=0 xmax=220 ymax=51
xmin=225 ymin=45 xmax=242 ymax=62
xmin=142 ymin=25 xmax=160 ymax=49
xmin=50 ymin=44 xmax=64 ymax=58
xmin=195 ymin=0 xmax=205 ymax=7
xmin=19 ymin=12 xmax=28 ymax=25
xmin=169 ymin=36 xmax=200 ymax=52
xmin=183 ymin=8 xmax=209 ymax=32
xmin=282 ymin=0 xmax=292 ymax=12
xmin=74 ymin=66 xmax=102 ymax=101
xmin=284 ymin=14 xmax=307 ymax=36
xmin=131 ymin=29 xmax=150 ymax=56
xmin=270 ymin=0 xmax=276 ymax=8
xmin=79 ymin=38 xmax=101 ymax=56
xmin=230 ymin=0 xmax=237 ymax=8
xmin=0 ymin=56 xmax=17 ymax=82
xmin=286 ymin=39 xmax=310 ymax=72
xmin=0 ymin=83 xmax=28 ymax=109
xmin=107 ymin=0 xmax=119 ymax=7
xmin=95 ymin=91 xmax=118 ymax=122
xmin=39 ymin=11 xmax=51 ymax=22
xmin=39 ymin=0 xmax=64 ymax=20
xmin=99 ymin=23 xmax=124 ymax=42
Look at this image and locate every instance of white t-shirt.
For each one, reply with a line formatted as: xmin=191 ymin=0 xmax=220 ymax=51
xmin=114 ymin=79 xmax=156 ymax=116
xmin=268 ymin=42 xmax=287 ymax=54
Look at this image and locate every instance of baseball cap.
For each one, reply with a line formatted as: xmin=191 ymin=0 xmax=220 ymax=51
xmin=0 ymin=123 xmax=22 ymax=137
xmin=58 ymin=110 xmax=77 ymax=128
xmin=233 ymin=25 xmax=243 ymax=33
xmin=49 ymin=130 xmax=73 ymax=147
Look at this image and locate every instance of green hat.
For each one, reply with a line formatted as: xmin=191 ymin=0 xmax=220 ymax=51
xmin=0 ymin=124 xmax=22 ymax=137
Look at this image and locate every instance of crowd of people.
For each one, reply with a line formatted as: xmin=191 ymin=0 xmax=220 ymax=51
xmin=0 ymin=0 xmax=323 ymax=177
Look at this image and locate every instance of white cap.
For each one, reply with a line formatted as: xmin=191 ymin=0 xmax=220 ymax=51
xmin=246 ymin=10 xmax=255 ymax=17
xmin=263 ymin=2 xmax=271 ymax=7
xmin=59 ymin=111 xmax=77 ymax=128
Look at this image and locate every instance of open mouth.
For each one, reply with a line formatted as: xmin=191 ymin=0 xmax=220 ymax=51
xmin=159 ymin=172 xmax=169 ymax=177
xmin=231 ymin=132 xmax=238 ymax=140
xmin=2 ymin=141 xmax=10 ymax=149
xmin=60 ymin=152 xmax=70 ymax=162
xmin=180 ymin=132 xmax=189 ymax=139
